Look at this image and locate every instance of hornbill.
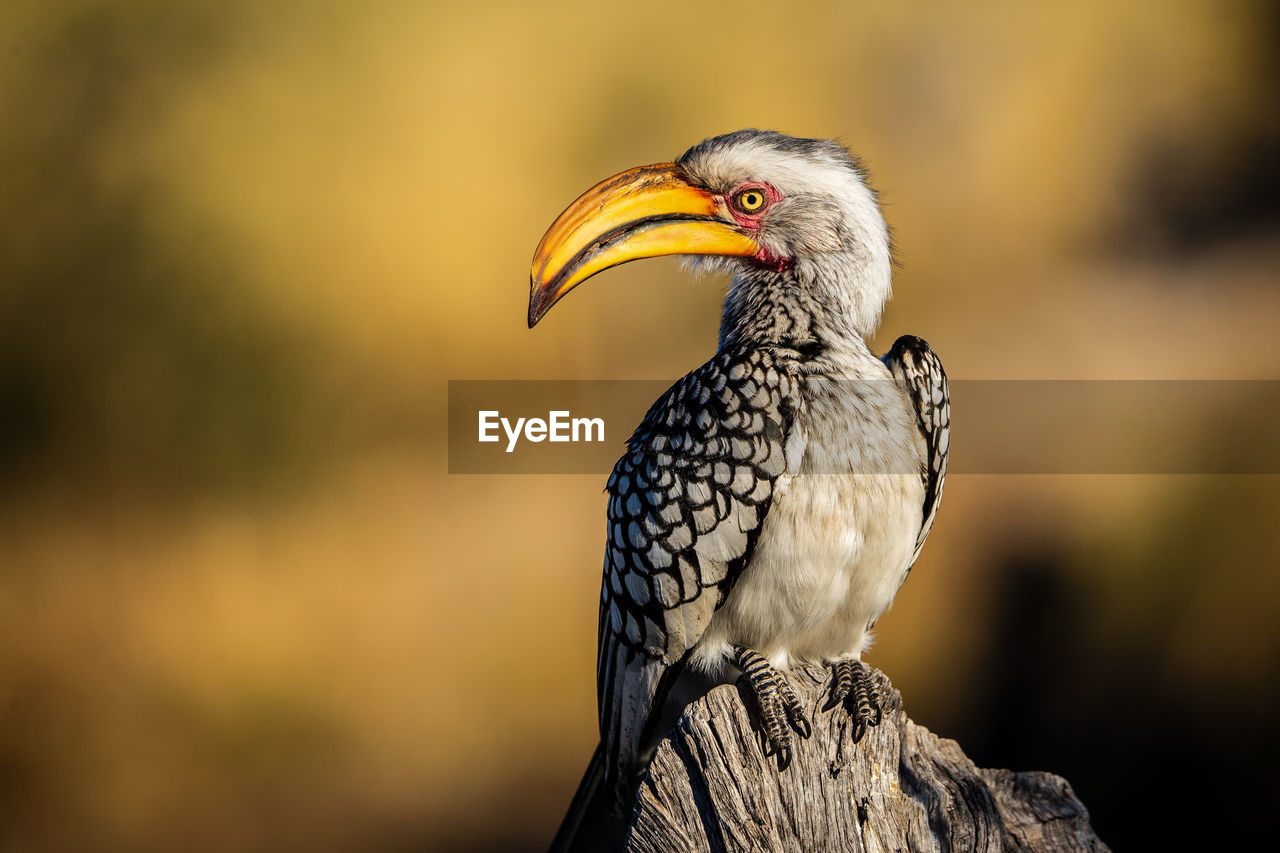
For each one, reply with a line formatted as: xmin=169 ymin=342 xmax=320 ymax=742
xmin=530 ymin=130 xmax=949 ymax=849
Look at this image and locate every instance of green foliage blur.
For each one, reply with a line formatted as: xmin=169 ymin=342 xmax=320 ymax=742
xmin=1 ymin=1 xmax=1277 ymax=849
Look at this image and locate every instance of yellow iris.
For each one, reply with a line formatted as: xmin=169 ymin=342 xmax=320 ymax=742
xmin=735 ymin=189 xmax=765 ymax=212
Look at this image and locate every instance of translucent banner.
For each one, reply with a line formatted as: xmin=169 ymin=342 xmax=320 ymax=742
xmin=448 ymin=380 xmax=1280 ymax=475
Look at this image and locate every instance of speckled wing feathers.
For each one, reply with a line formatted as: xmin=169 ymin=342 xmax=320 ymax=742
xmin=883 ymin=335 xmax=950 ymax=569
xmin=598 ymin=345 xmax=801 ymax=805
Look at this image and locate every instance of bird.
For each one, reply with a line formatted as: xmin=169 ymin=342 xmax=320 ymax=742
xmin=529 ymin=129 xmax=949 ymax=849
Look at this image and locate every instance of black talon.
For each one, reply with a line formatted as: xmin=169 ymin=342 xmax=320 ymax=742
xmin=788 ymin=708 xmax=813 ymax=741
xmin=733 ymin=646 xmax=808 ymax=765
xmin=850 ymin=662 xmax=882 ymax=735
xmin=824 ymin=659 xmax=855 ymax=711
xmin=777 ymin=673 xmax=812 ymax=739
xmin=827 ymin=660 xmax=883 ymax=743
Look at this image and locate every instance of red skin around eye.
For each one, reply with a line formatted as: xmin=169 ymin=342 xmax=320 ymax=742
xmin=723 ymin=182 xmax=791 ymax=271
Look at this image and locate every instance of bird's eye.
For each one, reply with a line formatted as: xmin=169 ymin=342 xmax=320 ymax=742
xmin=732 ymin=188 xmax=768 ymax=214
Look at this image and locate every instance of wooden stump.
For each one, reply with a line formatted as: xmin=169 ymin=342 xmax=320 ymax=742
xmin=626 ymin=665 xmax=1108 ymax=853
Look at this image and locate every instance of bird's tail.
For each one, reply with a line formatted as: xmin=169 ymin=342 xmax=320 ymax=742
xmin=547 ymin=742 xmax=629 ymax=853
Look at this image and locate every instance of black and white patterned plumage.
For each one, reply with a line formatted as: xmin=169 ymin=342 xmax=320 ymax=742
xmin=883 ymin=334 xmax=950 ymax=570
xmin=597 ymin=336 xmax=950 ymax=803
xmin=598 ymin=344 xmax=804 ymax=801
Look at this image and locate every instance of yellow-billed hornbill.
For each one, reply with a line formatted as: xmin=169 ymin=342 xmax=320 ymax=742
xmin=531 ymin=130 xmax=949 ymax=844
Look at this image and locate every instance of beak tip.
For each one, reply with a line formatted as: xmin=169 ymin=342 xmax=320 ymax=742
xmin=527 ymin=280 xmax=553 ymax=328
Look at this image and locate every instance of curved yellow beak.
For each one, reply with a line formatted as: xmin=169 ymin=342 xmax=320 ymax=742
xmin=528 ymin=163 xmax=760 ymax=327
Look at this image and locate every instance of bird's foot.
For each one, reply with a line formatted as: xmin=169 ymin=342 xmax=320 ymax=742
xmin=733 ymin=646 xmax=810 ymax=769
xmin=823 ymin=660 xmax=882 ymax=743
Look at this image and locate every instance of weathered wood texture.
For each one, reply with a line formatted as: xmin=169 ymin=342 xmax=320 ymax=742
xmin=626 ymin=665 xmax=1107 ymax=853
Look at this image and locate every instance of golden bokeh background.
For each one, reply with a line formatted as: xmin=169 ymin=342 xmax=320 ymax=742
xmin=2 ymin=1 xmax=1278 ymax=849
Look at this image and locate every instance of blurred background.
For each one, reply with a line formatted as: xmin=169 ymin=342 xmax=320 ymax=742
xmin=1 ymin=0 xmax=1278 ymax=849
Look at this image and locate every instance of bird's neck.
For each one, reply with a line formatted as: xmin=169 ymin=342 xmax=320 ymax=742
xmin=717 ymin=260 xmax=889 ymax=356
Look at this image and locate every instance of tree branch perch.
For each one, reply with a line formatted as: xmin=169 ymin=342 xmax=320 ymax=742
xmin=625 ymin=665 xmax=1108 ymax=853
